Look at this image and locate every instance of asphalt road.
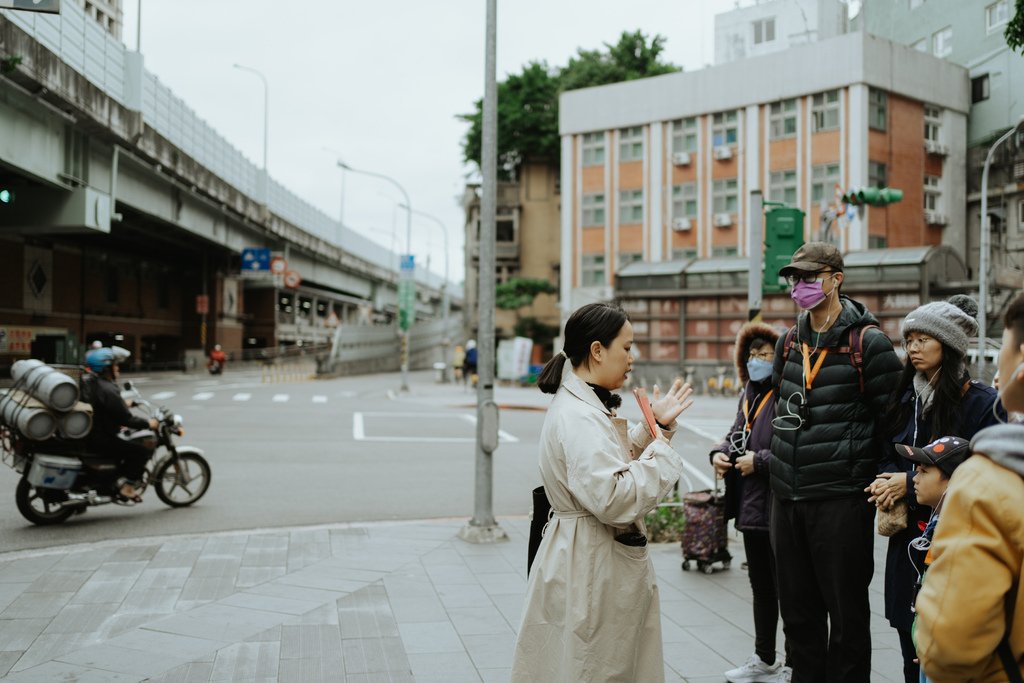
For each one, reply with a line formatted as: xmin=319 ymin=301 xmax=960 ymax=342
xmin=0 ymin=368 xmax=738 ymax=552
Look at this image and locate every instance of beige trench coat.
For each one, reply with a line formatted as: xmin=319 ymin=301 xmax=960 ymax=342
xmin=510 ymin=367 xmax=684 ymax=682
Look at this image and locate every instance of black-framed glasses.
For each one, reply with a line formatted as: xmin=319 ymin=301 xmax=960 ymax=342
xmin=749 ymin=350 xmax=773 ymax=361
xmin=785 ymin=271 xmax=832 ymax=286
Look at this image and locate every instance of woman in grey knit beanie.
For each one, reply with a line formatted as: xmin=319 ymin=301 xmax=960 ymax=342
xmin=870 ymin=294 xmax=1004 ymax=683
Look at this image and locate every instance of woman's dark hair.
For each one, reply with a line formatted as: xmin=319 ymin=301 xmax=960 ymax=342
xmin=882 ymin=341 xmax=968 ymax=442
xmin=748 ymin=338 xmax=772 ymax=353
xmin=1005 ymin=292 xmax=1024 ymax=346
xmin=537 ymin=303 xmax=629 ymax=394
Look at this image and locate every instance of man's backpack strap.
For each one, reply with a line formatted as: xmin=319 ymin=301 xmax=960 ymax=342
xmin=847 ymin=323 xmax=880 ymax=394
xmin=777 ymin=325 xmax=799 ymax=394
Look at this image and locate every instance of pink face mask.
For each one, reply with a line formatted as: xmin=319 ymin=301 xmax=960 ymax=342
xmin=790 ymin=278 xmax=829 ymax=310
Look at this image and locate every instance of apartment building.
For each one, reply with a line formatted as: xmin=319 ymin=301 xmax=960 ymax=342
xmin=76 ymin=0 xmax=122 ymax=39
xmin=714 ymin=0 xmax=848 ymax=65
xmin=558 ymin=31 xmax=969 ymax=306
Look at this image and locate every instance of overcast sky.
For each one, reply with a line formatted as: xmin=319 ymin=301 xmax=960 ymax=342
xmin=120 ymin=0 xmax=742 ymax=283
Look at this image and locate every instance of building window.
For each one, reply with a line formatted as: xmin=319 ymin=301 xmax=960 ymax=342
xmin=933 ymin=26 xmax=953 ymax=58
xmin=869 ymin=236 xmax=888 ymax=249
xmin=712 ymin=178 xmax=739 ymax=214
xmin=987 ymin=0 xmax=1010 ymax=32
xmin=972 ymin=74 xmax=990 ymax=103
xmin=582 ymin=193 xmax=605 ymax=227
xmin=581 ymin=254 xmax=605 ymax=287
xmin=924 ymin=105 xmax=942 ymax=142
xmin=912 ymin=38 xmax=928 ymax=52
xmin=769 ymin=99 xmax=797 ymax=139
xmin=811 ymin=91 xmax=840 ymax=132
xmin=769 ymin=169 xmax=798 ymax=205
xmin=869 ymin=89 xmax=887 ymax=131
xmin=712 ymin=246 xmax=739 ymax=257
xmin=105 ymin=266 xmax=119 ymax=304
xmin=712 ymin=111 xmax=739 ymax=147
xmin=618 ymin=189 xmax=644 ymax=224
xmin=672 ymin=183 xmax=698 ymax=219
xmin=924 ymin=175 xmax=941 ymax=211
xmin=618 ymin=252 xmax=643 ymax=268
xmin=672 ymin=117 xmax=698 ymax=153
xmin=672 ymin=248 xmax=698 ymax=261
xmin=618 ymin=127 xmax=644 ymax=162
xmin=752 ymin=17 xmax=776 ymax=44
xmin=811 ymin=163 xmax=840 ymax=203
xmin=582 ymin=132 xmax=605 ymax=167
xmin=869 ymin=161 xmax=887 ymax=188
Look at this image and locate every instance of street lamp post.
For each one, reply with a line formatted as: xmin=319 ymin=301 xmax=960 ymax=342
xmin=400 ymin=205 xmax=452 ymax=383
xmin=978 ymin=115 xmax=1024 ymax=379
xmin=233 ymin=64 xmax=269 ymax=205
xmin=322 ymin=148 xmax=347 ymax=245
xmin=338 ymin=161 xmax=413 ymax=392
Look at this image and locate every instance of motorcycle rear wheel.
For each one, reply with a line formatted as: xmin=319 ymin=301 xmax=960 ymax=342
xmin=15 ymin=477 xmax=74 ymax=525
xmin=153 ymin=453 xmax=211 ymax=507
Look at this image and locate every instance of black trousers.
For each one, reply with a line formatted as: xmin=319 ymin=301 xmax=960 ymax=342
xmin=770 ymin=496 xmax=875 ymax=683
xmin=91 ymin=436 xmax=152 ymax=483
xmin=896 ymin=627 xmax=919 ymax=683
xmin=743 ymin=530 xmax=789 ymax=666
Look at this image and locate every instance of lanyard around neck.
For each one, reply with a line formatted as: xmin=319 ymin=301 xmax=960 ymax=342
xmin=743 ymin=390 xmax=775 ymax=431
xmin=801 ymin=343 xmax=828 ymax=391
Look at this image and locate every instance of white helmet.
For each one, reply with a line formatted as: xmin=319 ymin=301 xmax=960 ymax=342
xmin=110 ymin=345 xmax=131 ymax=364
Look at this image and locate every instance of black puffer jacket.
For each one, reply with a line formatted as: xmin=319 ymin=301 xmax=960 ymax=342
xmin=769 ymin=296 xmax=902 ymax=501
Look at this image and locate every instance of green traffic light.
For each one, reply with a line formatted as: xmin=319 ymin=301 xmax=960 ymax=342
xmin=0 ymin=189 xmax=12 ymax=204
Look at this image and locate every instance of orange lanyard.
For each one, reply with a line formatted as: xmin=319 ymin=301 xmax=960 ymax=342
xmin=801 ymin=343 xmax=828 ymax=391
xmin=743 ymin=390 xmax=774 ymax=431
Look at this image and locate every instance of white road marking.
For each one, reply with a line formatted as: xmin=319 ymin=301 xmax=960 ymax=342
xmin=678 ymin=423 xmax=724 ymax=490
xmin=151 ymin=391 xmax=176 ymax=400
xmin=312 ymin=395 xmax=328 ymax=403
xmin=272 ymin=394 xmax=289 ymax=403
xmin=232 ymin=393 xmax=251 ymax=402
xmin=335 ymin=391 xmax=357 ymax=398
xmin=192 ymin=392 xmax=214 ymax=401
xmin=353 ymin=412 xmax=519 ymax=443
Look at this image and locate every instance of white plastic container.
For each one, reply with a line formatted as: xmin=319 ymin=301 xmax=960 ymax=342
xmin=11 ymin=360 xmax=79 ymax=411
xmin=27 ymin=455 xmax=81 ymax=489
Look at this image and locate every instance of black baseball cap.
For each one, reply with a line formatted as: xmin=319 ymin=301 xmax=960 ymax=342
xmin=898 ymin=436 xmax=971 ymax=478
xmin=778 ymin=242 xmax=845 ymax=276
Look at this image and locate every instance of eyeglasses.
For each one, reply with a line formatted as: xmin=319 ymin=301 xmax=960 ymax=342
xmin=784 ymin=271 xmax=833 ymax=286
xmin=749 ymin=351 xmax=773 ymax=361
xmin=903 ymin=337 xmax=934 ymax=351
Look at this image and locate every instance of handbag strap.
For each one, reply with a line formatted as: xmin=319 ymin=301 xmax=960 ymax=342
xmin=998 ymin=634 xmax=1023 ymax=683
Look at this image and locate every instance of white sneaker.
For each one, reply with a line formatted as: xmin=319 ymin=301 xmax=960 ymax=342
xmin=724 ymin=653 xmax=782 ymax=683
xmin=777 ymin=665 xmax=792 ymax=683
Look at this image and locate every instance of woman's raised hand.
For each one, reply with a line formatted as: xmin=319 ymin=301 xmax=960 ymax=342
xmin=650 ymin=378 xmax=695 ymax=428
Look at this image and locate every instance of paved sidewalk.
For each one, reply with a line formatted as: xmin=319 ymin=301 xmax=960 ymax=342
xmin=0 ymin=518 xmax=903 ymax=682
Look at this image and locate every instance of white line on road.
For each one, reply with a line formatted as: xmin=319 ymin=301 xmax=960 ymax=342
xmin=192 ymin=392 xmax=214 ymax=401
xmin=458 ymin=413 xmax=520 ymax=443
xmin=151 ymin=391 xmax=176 ymax=400
xmin=312 ymin=395 xmax=328 ymax=403
xmin=352 ymin=412 xmax=519 ymax=443
xmin=678 ymin=423 xmax=721 ymax=491
xmin=232 ymin=393 xmax=251 ymax=402
xmin=272 ymin=394 xmax=290 ymax=403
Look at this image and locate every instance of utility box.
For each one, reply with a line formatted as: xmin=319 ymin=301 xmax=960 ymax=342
xmin=763 ymin=205 xmax=805 ymax=293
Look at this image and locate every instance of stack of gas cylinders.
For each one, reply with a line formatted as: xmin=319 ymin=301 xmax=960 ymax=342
xmin=0 ymin=360 xmax=93 ymax=441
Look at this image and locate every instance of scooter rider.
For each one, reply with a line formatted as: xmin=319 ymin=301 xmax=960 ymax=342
xmin=82 ymin=347 xmax=158 ymax=501
xmin=208 ymin=344 xmax=226 ymax=373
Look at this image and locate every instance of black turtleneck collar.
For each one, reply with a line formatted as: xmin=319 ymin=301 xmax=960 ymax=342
xmin=587 ymin=382 xmax=622 ymax=411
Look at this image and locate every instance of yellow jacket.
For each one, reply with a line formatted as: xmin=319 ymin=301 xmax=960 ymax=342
xmin=916 ymin=429 xmax=1024 ymax=682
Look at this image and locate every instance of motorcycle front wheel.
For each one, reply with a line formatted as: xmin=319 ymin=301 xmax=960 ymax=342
xmin=153 ymin=453 xmax=211 ymax=507
xmin=15 ymin=477 xmax=74 ymax=525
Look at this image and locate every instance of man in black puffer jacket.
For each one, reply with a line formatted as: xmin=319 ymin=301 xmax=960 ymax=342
xmin=769 ymin=243 xmax=902 ymax=682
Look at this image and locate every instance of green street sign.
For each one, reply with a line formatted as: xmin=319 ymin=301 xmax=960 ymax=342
xmin=398 ymin=278 xmax=416 ymax=332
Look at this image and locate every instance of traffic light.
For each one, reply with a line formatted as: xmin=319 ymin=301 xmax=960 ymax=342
xmin=841 ymin=187 xmax=903 ymax=206
xmin=763 ymin=205 xmax=806 ymax=293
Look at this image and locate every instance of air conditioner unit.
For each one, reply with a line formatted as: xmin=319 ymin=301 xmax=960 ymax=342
xmin=924 ymin=140 xmax=949 ymax=156
xmin=671 ymin=151 xmax=692 ymax=166
xmin=924 ymin=210 xmax=949 ymax=226
xmin=672 ymin=217 xmax=692 ymax=231
xmin=713 ymin=145 xmax=733 ymax=161
xmin=713 ymin=212 xmax=734 ymax=227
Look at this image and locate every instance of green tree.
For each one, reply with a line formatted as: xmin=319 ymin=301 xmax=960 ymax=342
xmin=1007 ymin=0 xmax=1024 ymax=53
xmin=460 ymin=30 xmax=679 ymax=179
xmin=495 ymin=277 xmax=559 ymax=348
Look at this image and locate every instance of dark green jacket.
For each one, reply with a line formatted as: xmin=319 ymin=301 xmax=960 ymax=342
xmin=769 ymin=296 xmax=902 ymax=501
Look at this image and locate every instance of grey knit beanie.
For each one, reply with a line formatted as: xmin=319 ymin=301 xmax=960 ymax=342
xmin=899 ymin=295 xmax=979 ymax=357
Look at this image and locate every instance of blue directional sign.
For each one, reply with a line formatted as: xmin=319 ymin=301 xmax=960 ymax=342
xmin=241 ymin=248 xmax=271 ymax=271
xmin=400 ymin=254 xmax=415 ymax=272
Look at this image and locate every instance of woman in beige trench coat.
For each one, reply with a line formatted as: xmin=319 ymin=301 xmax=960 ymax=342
xmin=510 ymin=303 xmax=693 ymax=682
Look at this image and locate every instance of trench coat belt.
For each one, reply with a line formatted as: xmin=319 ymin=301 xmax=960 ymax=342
xmin=551 ymin=509 xmax=592 ymax=519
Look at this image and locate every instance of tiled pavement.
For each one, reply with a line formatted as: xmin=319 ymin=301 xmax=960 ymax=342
xmin=0 ymin=518 xmax=904 ymax=682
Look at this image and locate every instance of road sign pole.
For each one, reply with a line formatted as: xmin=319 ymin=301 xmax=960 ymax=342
xmin=748 ymin=190 xmax=763 ymax=321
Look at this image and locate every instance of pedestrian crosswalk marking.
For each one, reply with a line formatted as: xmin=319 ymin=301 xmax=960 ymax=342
xmin=192 ymin=392 xmax=214 ymax=401
xmin=312 ymin=395 xmax=328 ymax=403
xmin=272 ymin=394 xmax=289 ymax=403
xmin=353 ymin=412 xmax=520 ymax=443
xmin=151 ymin=391 xmax=176 ymax=400
xmin=233 ymin=393 xmax=251 ymax=401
